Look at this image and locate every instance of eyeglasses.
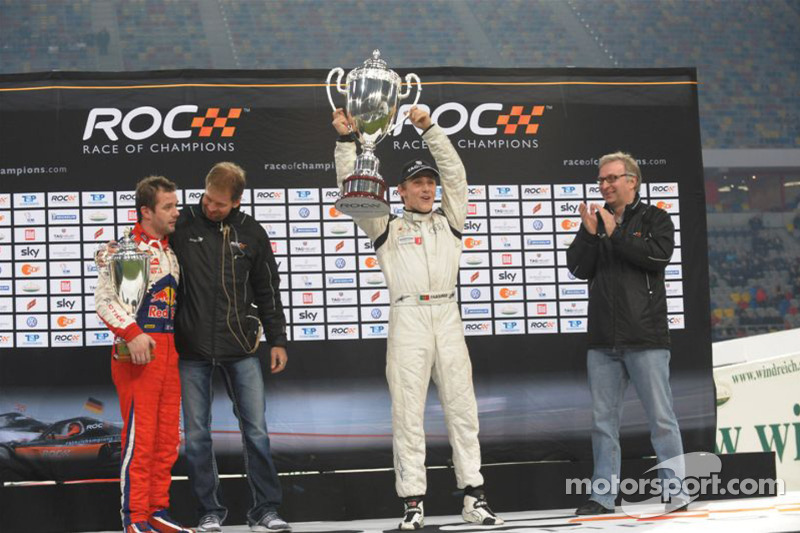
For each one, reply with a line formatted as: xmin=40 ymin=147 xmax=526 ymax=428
xmin=596 ymin=173 xmax=634 ymax=185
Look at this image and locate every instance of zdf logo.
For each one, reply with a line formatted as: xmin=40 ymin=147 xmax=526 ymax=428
xmin=393 ymin=103 xmax=546 ymax=137
xmin=83 ymin=105 xmax=242 ymax=141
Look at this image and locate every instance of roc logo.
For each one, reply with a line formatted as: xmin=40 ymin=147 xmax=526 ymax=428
xmin=496 ymin=106 xmax=545 ymax=134
xmin=191 ymin=108 xmax=241 ymax=137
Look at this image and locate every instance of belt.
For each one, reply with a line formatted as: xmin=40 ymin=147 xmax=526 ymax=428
xmin=392 ymin=290 xmax=456 ymax=307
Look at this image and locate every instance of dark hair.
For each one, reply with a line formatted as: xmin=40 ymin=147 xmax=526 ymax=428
xmin=135 ymin=175 xmax=177 ymax=222
xmin=205 ymin=162 xmax=246 ymax=201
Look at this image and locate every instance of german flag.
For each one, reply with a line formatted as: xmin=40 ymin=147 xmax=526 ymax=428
xmin=84 ymin=397 xmax=104 ymax=414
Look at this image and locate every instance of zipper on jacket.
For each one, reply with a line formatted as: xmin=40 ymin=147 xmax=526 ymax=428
xmin=210 ymin=220 xmax=223 ymax=357
xmin=645 ymin=272 xmax=653 ymax=296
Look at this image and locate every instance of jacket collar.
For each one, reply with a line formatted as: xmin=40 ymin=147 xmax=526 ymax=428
xmin=604 ymin=193 xmax=642 ymax=221
xmin=402 ymin=207 xmax=433 ymax=224
xmin=133 ymin=222 xmax=169 ymax=248
xmin=196 ymin=194 xmax=241 ymax=225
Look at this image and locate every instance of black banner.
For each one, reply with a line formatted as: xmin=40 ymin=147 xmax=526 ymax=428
xmin=0 ymin=68 xmax=713 ymax=481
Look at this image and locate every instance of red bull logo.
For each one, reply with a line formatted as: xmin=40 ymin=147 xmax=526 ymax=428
xmin=151 ymin=287 xmax=176 ymax=306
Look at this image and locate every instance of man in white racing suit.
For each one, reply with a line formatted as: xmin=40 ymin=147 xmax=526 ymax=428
xmin=333 ymin=107 xmax=503 ymax=529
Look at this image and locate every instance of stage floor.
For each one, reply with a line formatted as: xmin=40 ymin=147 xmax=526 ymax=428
xmin=86 ymin=492 xmax=800 ymax=533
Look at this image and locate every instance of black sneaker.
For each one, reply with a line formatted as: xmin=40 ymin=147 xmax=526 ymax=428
xmin=575 ymin=499 xmax=614 ymax=515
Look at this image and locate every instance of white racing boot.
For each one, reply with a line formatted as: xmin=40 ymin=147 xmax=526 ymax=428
xmin=399 ymin=497 xmax=424 ymax=530
xmin=462 ymin=493 xmax=504 ymax=525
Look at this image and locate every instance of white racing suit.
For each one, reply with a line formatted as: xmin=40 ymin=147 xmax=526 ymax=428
xmin=335 ymin=125 xmax=484 ymax=497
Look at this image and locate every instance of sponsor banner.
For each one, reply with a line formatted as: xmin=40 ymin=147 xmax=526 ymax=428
xmin=463 ymin=320 xmax=492 ymax=336
xmin=494 ymin=302 xmax=525 ymax=318
xmin=461 ymin=286 xmax=491 ymax=302
xmin=528 ymin=318 xmax=558 ymax=334
xmin=51 ymin=331 xmax=83 ymax=346
xmin=522 ymin=200 xmax=552 ymax=216
xmin=462 ymin=218 xmax=487 ymax=234
xmin=527 ymin=284 xmax=558 ymax=300
xmin=491 ymin=234 xmax=522 ymax=250
xmin=559 ymin=300 xmax=588 ymax=316
xmin=461 ymin=303 xmax=492 ymax=319
xmin=495 ymin=319 xmax=524 ymax=335
xmin=293 ymin=324 xmax=324 ymax=341
xmin=327 ymin=307 xmax=359 ymax=323
xmin=358 ymin=272 xmax=386 ymax=287
xmin=327 ymin=324 xmax=359 ymax=340
xmin=326 ymin=290 xmax=358 ymax=306
xmin=465 ymin=201 xmax=487 ymax=217
xmin=491 ymin=251 xmax=522 ymax=268
xmin=560 ymin=317 xmax=588 ymax=333
xmin=527 ymin=301 xmax=558 ymax=317
xmin=0 ymin=68 xmax=709 ymax=479
xmin=253 ymin=189 xmax=286 ymax=203
xmin=360 ymin=306 xmax=389 ymax=322
xmin=492 ymin=268 xmax=522 ymax=284
xmin=16 ymin=331 xmax=48 ymax=347
xmin=360 ymin=289 xmax=389 ymax=305
xmin=488 ymin=185 xmax=519 ymax=200
xmin=324 ymin=238 xmax=356 ymax=255
xmin=86 ymin=329 xmax=113 ymax=345
xmin=324 ymin=222 xmax=356 ymax=237
xmin=291 ymin=273 xmax=323 ymax=289
xmin=16 ymin=210 xmax=46 ymax=226
xmin=362 ymin=323 xmax=388 ymax=338
xmin=14 ymin=193 xmax=46 ymax=209
xmin=714 ymin=351 xmax=800 ymax=489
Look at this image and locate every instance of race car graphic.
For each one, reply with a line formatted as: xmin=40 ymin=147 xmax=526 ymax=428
xmin=0 ymin=412 xmax=48 ymax=444
xmin=0 ymin=416 xmax=121 ymax=463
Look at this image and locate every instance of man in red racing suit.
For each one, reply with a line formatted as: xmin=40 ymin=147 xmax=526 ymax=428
xmin=95 ymin=176 xmax=192 ymax=533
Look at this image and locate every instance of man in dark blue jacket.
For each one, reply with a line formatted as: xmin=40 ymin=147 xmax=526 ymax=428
xmin=567 ymin=152 xmax=686 ymax=516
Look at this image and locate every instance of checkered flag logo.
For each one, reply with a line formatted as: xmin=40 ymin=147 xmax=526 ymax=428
xmin=496 ymin=105 xmax=545 ymax=134
xmin=191 ymin=108 xmax=242 ymax=137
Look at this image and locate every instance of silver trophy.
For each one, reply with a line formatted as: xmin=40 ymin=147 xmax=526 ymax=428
xmin=98 ymin=229 xmax=151 ymax=361
xmin=327 ymin=49 xmax=421 ymax=217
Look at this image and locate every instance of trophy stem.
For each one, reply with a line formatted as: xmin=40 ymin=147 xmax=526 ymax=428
xmin=354 ymin=149 xmax=380 ymax=178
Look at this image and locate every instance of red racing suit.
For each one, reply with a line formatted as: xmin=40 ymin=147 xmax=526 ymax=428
xmin=94 ymin=223 xmax=181 ymax=527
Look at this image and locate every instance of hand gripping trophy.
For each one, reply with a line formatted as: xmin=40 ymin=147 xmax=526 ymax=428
xmin=326 ymin=50 xmax=421 ymax=217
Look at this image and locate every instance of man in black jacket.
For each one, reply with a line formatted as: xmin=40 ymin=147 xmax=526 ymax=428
xmin=567 ymin=152 xmax=686 ymax=516
xmin=170 ymin=162 xmax=290 ymax=533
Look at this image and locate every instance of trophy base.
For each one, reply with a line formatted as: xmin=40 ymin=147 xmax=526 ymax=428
xmin=113 ymin=339 xmax=154 ymax=363
xmin=335 ymin=193 xmax=390 ymax=218
xmin=337 ymin=174 xmax=389 ymax=218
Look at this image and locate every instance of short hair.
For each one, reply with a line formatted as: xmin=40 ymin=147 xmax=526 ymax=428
xmin=135 ymin=175 xmax=176 ymax=222
xmin=205 ymin=162 xmax=246 ymax=201
xmin=598 ymin=151 xmax=642 ymax=192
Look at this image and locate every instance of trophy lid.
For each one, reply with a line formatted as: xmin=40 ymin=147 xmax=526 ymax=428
xmin=112 ymin=229 xmax=150 ymax=262
xmin=363 ymin=49 xmax=387 ymax=69
xmin=347 ymin=49 xmax=399 ymax=84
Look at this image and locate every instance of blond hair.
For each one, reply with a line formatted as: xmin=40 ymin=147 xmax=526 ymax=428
xmin=205 ymin=162 xmax=246 ymax=201
xmin=598 ymin=151 xmax=641 ymax=192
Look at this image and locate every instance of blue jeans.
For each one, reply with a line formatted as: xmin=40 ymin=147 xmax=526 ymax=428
xmin=587 ymin=348 xmax=685 ymax=510
xmin=179 ymin=356 xmax=282 ymax=525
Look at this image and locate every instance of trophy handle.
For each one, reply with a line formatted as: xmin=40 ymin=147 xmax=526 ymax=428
xmin=400 ymin=73 xmax=421 ymax=107
xmin=326 ymin=67 xmax=348 ymax=112
xmin=394 ymin=73 xmax=422 ymax=129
